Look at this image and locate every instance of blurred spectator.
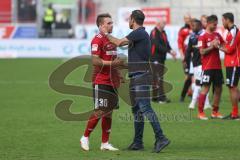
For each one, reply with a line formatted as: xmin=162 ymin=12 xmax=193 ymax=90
xmin=55 ymin=9 xmax=72 ymax=29
xmin=18 ymin=0 xmax=37 ymax=22
xmin=68 ymin=28 xmax=75 ymax=38
xmin=150 ymin=19 xmax=177 ymax=103
xmin=43 ymin=3 xmax=56 ymax=37
xmin=78 ymin=27 xmax=87 ymax=39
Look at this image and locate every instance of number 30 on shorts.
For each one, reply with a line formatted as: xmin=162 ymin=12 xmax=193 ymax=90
xmin=95 ymin=98 xmax=108 ymax=109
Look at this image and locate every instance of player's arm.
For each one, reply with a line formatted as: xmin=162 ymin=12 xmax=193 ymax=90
xmin=218 ymin=45 xmax=229 ymax=53
xmin=199 ymin=45 xmax=214 ymax=55
xmin=154 ymin=40 xmax=177 ymax=59
xmin=220 ymin=31 xmax=238 ymax=54
xmin=198 ymin=36 xmax=215 ymax=55
xmin=92 ymin=55 xmax=124 ymax=67
xmin=220 ymin=42 xmax=235 ymax=54
xmin=107 ymin=35 xmax=129 ymax=47
xmin=177 ymin=30 xmax=185 ymax=59
xmin=91 ymin=40 xmax=113 ymax=66
xmin=222 ymin=43 xmax=237 ymax=55
xmin=91 ymin=39 xmax=124 ymax=66
xmin=92 ymin=55 xmax=112 ymax=66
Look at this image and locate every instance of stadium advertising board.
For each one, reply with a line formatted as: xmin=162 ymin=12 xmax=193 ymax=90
xmin=0 ymin=25 xmax=38 ymax=39
xmin=0 ymin=39 xmax=89 ymax=58
xmin=0 ymin=25 xmax=227 ymax=58
xmin=118 ymin=7 xmax=171 ymax=26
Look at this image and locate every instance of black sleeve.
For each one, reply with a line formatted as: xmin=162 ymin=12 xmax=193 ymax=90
xmin=184 ymin=38 xmax=192 ymax=62
xmin=166 ymin=34 xmax=172 ymax=51
xmin=159 ymin=43 xmax=171 ymax=54
xmin=159 ymin=32 xmax=171 ymax=53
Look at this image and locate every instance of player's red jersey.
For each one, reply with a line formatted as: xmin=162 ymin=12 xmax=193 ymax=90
xmin=224 ymin=25 xmax=240 ymax=67
xmin=91 ymin=32 xmax=120 ymax=88
xmin=177 ymin=24 xmax=191 ymax=54
xmin=198 ymin=31 xmax=224 ymax=70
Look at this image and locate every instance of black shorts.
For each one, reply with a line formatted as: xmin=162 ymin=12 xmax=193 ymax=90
xmin=226 ymin=67 xmax=240 ymax=87
xmin=93 ymin=84 xmax=119 ymax=111
xmin=201 ymin=69 xmax=224 ymax=86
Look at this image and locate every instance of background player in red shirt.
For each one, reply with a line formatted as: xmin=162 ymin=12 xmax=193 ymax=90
xmin=178 ymin=14 xmax=193 ymax=102
xmin=80 ymin=13 xmax=124 ymax=151
xmin=220 ymin=12 xmax=240 ymax=119
xmin=178 ymin=13 xmax=192 ymax=59
xmin=200 ymin=15 xmax=208 ymax=29
xmin=197 ymin=15 xmax=225 ymax=120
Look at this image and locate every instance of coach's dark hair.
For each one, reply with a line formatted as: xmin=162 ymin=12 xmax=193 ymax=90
xmin=192 ymin=18 xmax=202 ymax=26
xmin=207 ymin=15 xmax=218 ymax=23
xmin=222 ymin=12 xmax=234 ymax=23
xmin=96 ymin=13 xmax=111 ymax=27
xmin=131 ymin=10 xmax=145 ymax=25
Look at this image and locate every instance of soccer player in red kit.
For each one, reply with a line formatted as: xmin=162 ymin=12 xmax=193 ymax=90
xmin=80 ymin=13 xmax=124 ymax=151
xmin=197 ymin=15 xmax=224 ymax=120
xmin=178 ymin=14 xmax=193 ymax=102
xmin=178 ymin=14 xmax=192 ymax=59
xmin=220 ymin=13 xmax=240 ymax=119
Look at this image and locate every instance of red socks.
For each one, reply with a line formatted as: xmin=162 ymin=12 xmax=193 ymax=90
xmin=198 ymin=93 xmax=206 ymax=113
xmin=84 ymin=114 xmax=100 ymax=137
xmin=102 ymin=116 xmax=112 ymax=143
xmin=212 ymin=105 xmax=219 ymax=113
xmin=83 ymin=114 xmax=112 ymax=143
xmin=232 ymin=105 xmax=238 ymax=117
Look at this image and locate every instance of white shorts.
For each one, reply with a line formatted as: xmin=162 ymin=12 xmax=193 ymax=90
xmin=193 ymin=65 xmax=202 ymax=81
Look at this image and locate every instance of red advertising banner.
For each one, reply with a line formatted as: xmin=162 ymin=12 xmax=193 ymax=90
xmin=118 ymin=7 xmax=171 ymax=26
xmin=142 ymin=8 xmax=170 ymax=25
xmin=0 ymin=0 xmax=12 ymax=23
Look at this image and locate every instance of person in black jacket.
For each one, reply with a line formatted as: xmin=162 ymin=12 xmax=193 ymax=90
xmin=150 ymin=19 xmax=176 ymax=103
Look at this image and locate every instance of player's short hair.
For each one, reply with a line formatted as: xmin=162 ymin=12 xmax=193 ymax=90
xmin=207 ymin=15 xmax=218 ymax=23
xmin=191 ymin=18 xmax=202 ymax=26
xmin=222 ymin=12 xmax=234 ymax=23
xmin=130 ymin=10 xmax=145 ymax=25
xmin=96 ymin=13 xmax=111 ymax=27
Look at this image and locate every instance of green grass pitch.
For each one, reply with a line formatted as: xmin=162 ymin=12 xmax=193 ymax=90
xmin=0 ymin=59 xmax=240 ymax=160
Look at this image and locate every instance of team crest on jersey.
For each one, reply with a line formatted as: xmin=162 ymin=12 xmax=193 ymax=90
xmin=96 ymin=34 xmax=103 ymax=38
xmin=92 ymin=44 xmax=98 ymax=51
